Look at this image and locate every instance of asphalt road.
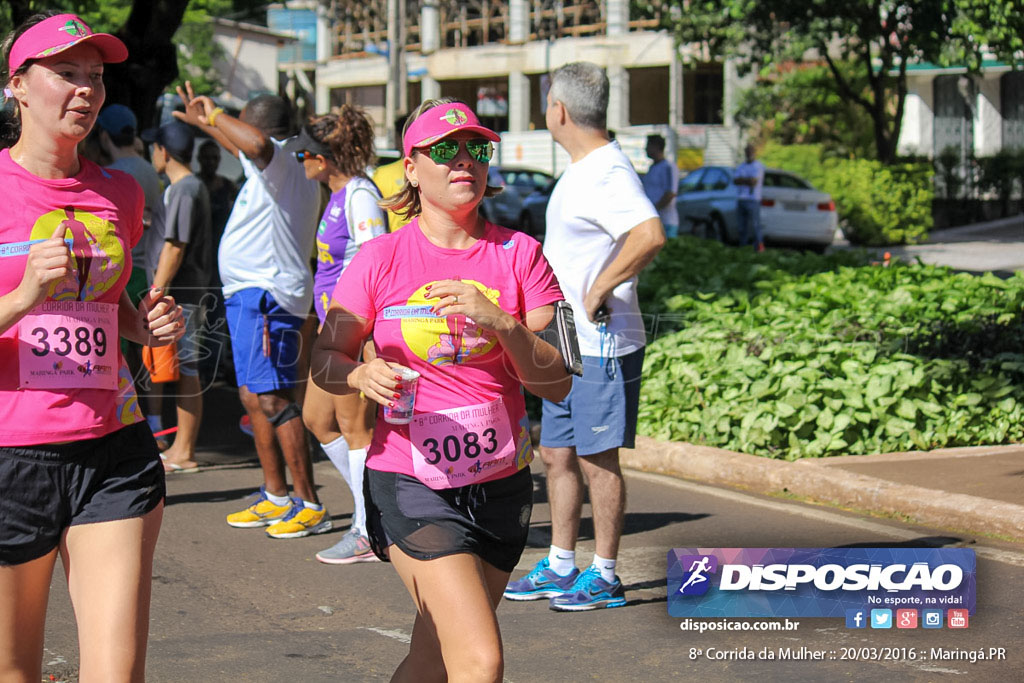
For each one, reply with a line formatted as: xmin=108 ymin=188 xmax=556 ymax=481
xmin=40 ymin=435 xmax=1024 ymax=682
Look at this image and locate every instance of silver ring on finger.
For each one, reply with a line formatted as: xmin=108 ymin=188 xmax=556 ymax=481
xmin=453 ymin=295 xmax=459 ymax=304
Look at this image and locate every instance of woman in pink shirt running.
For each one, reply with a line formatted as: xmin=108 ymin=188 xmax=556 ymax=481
xmin=0 ymin=12 xmax=183 ymax=682
xmin=312 ymin=98 xmax=571 ymax=681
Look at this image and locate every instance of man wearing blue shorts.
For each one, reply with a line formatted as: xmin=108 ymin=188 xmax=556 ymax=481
xmin=175 ymin=88 xmax=329 ymax=538
xmin=504 ymin=62 xmax=665 ymax=610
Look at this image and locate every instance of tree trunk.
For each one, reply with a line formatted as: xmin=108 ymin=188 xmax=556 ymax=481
xmin=104 ymin=0 xmax=192 ymax=129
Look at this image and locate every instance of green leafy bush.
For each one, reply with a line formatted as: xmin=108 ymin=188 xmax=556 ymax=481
xmin=637 ymin=237 xmax=1024 ymax=459
xmin=760 ymin=143 xmax=933 ymax=246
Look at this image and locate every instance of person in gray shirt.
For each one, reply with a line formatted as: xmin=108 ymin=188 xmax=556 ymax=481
xmin=97 ymin=104 xmax=166 ymax=286
xmin=97 ymin=103 xmax=169 ymax=438
xmin=143 ymin=120 xmax=212 ymax=473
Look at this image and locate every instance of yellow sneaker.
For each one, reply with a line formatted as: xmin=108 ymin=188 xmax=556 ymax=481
xmin=226 ymin=487 xmax=294 ymax=528
xmin=266 ymin=500 xmax=332 ymax=539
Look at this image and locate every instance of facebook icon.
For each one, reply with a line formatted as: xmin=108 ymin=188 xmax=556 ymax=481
xmin=845 ymin=609 xmax=867 ymax=629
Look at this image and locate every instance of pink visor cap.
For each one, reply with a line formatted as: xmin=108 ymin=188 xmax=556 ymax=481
xmin=8 ymin=14 xmax=128 ymax=75
xmin=402 ymin=102 xmax=500 ymax=157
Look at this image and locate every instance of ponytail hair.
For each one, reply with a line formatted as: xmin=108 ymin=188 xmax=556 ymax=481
xmin=306 ymin=104 xmax=376 ymax=178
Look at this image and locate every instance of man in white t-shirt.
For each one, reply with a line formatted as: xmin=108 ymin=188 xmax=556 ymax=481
xmin=733 ymin=144 xmax=766 ymax=251
xmin=503 ymin=62 xmax=665 ymax=611
xmin=641 ymin=134 xmax=680 ymax=238
xmin=174 ymin=87 xmax=330 ymax=539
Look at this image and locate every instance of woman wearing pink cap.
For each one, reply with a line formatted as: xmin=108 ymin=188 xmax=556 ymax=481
xmin=0 ymin=12 xmax=183 ymax=682
xmin=312 ymin=97 xmax=572 ymax=681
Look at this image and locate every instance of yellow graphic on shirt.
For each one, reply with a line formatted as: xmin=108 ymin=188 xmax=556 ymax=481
xmin=400 ymin=280 xmax=501 ymax=365
xmin=316 ymin=236 xmax=334 ymax=265
xmin=30 ymin=207 xmax=124 ymax=302
xmin=116 ymin=363 xmax=144 ymax=425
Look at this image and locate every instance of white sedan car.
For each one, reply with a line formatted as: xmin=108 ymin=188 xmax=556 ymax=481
xmin=676 ymin=166 xmax=838 ymax=251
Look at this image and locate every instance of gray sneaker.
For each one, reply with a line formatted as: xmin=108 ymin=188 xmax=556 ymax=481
xmin=315 ymin=530 xmax=380 ymax=565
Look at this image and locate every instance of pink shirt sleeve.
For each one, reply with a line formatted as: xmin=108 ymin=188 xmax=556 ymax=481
xmin=331 ymin=236 xmax=385 ymax=320
xmin=516 ymin=236 xmax=563 ymax=314
xmin=128 ymin=182 xmax=144 ymax=249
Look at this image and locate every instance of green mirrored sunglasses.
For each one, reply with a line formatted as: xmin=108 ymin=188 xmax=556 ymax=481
xmin=421 ymin=138 xmax=493 ymax=164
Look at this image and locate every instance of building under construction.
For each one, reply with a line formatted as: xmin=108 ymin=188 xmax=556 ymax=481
xmin=276 ymin=1 xmax=742 ymax=171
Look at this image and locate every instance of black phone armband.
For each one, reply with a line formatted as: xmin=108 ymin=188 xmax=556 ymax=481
xmin=536 ymin=300 xmax=584 ymax=377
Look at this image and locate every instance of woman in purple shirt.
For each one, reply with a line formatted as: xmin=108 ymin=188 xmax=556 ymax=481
xmin=288 ymin=106 xmax=387 ymax=564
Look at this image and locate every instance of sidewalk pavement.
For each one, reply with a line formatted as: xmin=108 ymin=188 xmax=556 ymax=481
xmin=622 ymin=215 xmax=1024 ymax=544
xmin=831 ymin=213 xmax=1024 ymax=275
xmin=621 ymin=438 xmax=1024 ymax=543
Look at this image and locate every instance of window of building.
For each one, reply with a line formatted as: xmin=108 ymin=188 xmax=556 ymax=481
xmin=1002 ymin=72 xmax=1024 ymax=151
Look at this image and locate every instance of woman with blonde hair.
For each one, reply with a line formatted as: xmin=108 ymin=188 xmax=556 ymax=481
xmin=311 ymin=97 xmax=571 ymax=681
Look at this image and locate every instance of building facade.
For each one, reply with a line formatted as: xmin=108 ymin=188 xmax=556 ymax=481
xmin=898 ymin=62 xmax=1024 ymax=160
xmin=297 ymin=0 xmax=743 ymax=173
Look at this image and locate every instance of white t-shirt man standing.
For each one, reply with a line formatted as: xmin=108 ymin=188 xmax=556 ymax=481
xmin=503 ymin=62 xmax=665 ymax=613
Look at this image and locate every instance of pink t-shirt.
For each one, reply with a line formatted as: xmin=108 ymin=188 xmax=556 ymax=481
xmin=0 ymin=149 xmax=145 ymax=446
xmin=332 ymin=218 xmax=563 ymax=487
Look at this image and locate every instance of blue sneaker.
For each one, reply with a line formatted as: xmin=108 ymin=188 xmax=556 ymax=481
xmin=548 ymin=566 xmax=627 ymax=611
xmin=504 ymin=558 xmax=580 ymax=601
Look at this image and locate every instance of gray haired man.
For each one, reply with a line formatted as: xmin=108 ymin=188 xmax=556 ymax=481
xmin=504 ymin=62 xmax=665 ymax=610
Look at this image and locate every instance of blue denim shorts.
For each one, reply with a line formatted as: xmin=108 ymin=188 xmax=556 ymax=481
xmin=540 ymin=347 xmax=645 ymax=456
xmin=225 ymin=288 xmax=306 ymax=394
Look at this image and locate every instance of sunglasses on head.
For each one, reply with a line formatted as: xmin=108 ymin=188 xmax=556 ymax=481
xmin=296 ymin=149 xmax=333 ymax=163
xmin=419 ymin=138 xmax=493 ymax=164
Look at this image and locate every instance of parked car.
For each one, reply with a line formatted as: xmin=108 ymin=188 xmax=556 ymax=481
xmin=517 ymin=177 xmax=558 ymax=241
xmin=480 ymin=167 xmax=524 ymax=228
xmin=493 ymin=167 xmax=554 ymax=200
xmin=676 ymin=166 xmax=838 ymax=250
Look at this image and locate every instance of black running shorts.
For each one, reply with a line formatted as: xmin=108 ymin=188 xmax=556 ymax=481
xmin=366 ymin=467 xmax=533 ymax=573
xmin=0 ymin=421 xmax=165 ymax=566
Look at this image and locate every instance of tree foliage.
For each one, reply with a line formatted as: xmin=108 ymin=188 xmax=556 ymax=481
xmin=735 ymin=62 xmax=877 ymax=160
xmin=659 ymin=0 xmax=1024 ymax=164
xmin=2 ymin=1 xmax=267 ymax=128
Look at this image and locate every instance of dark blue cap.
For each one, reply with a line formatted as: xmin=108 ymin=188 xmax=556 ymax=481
xmin=141 ymin=121 xmax=196 ymax=161
xmin=97 ymin=104 xmax=137 ymax=136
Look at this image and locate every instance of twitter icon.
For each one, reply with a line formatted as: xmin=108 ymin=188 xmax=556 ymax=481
xmin=870 ymin=609 xmax=893 ymax=629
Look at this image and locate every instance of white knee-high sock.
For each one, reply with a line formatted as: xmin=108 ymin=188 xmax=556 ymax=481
xmin=348 ymin=448 xmax=368 ymax=536
xmin=321 ymin=435 xmax=351 ymax=486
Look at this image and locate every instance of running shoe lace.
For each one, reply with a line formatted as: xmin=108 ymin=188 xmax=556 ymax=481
xmin=574 ymin=567 xmax=602 ymax=592
xmin=277 ymin=497 xmax=303 ymax=522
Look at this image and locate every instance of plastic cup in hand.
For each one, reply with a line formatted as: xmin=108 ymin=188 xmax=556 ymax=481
xmin=383 ymin=367 xmax=420 ymax=424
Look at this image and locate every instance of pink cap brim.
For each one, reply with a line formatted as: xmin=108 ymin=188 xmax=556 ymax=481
xmin=8 ymin=14 xmax=128 ymax=75
xmin=403 ymin=102 xmax=500 ymax=157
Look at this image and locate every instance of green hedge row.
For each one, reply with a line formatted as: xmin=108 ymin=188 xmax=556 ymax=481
xmin=760 ymin=143 xmax=933 ymax=246
xmin=636 ymin=237 xmax=1024 ymax=458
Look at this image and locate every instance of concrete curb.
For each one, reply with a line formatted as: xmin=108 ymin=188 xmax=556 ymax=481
xmin=621 ymin=436 xmax=1024 ymax=542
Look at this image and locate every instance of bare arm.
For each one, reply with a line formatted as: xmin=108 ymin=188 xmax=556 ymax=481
xmin=655 ymin=189 xmax=676 ymax=210
xmin=173 ymin=81 xmax=271 ymax=167
xmin=312 ymin=306 xmax=411 ymax=406
xmin=494 ymin=305 xmax=572 ymax=402
xmin=151 ymin=240 xmax=186 ymax=292
xmin=582 ymin=217 xmax=666 ymax=322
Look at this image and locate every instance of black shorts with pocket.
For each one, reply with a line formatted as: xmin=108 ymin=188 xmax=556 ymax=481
xmin=365 ymin=466 xmax=533 ymax=574
xmin=0 ymin=421 xmax=165 ymax=566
